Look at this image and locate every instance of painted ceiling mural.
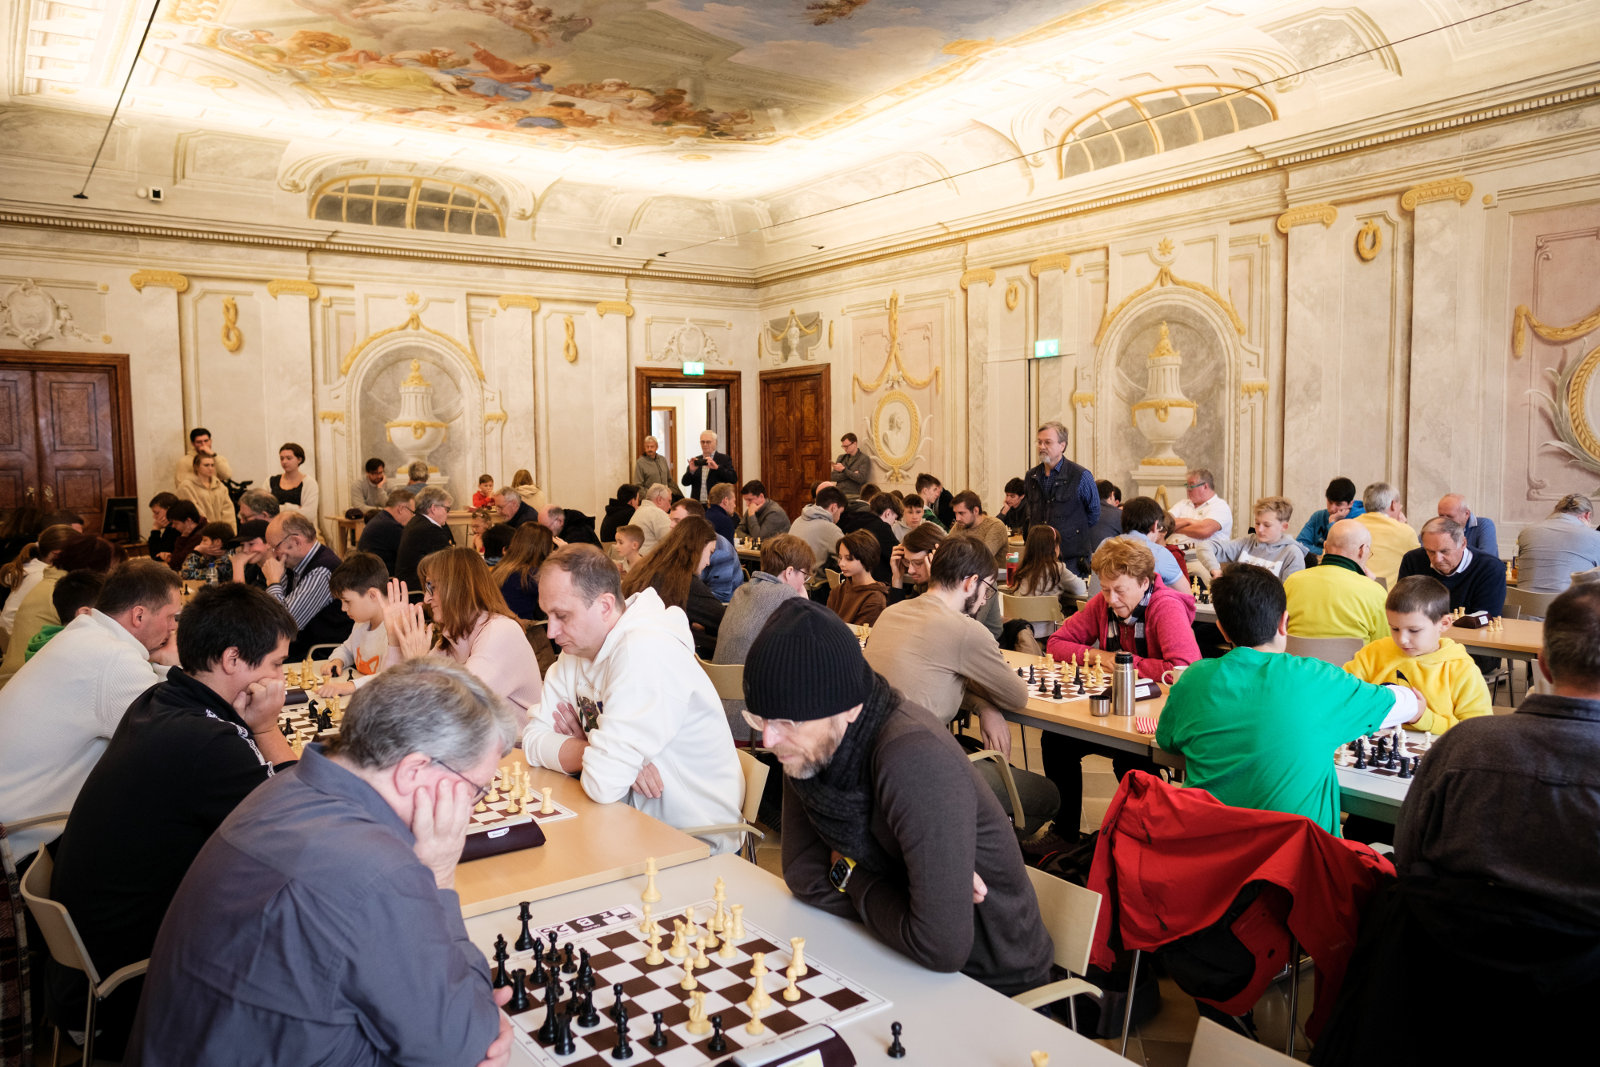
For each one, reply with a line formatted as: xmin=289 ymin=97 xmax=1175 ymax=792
xmin=170 ymin=0 xmax=1108 ymax=150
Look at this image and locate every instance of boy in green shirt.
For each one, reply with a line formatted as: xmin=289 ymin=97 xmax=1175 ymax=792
xmin=1157 ymin=563 xmax=1427 ymax=835
xmin=24 ymin=570 xmax=104 ymax=660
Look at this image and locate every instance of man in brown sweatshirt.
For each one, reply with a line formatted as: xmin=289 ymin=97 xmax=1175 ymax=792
xmin=743 ymin=599 xmax=1053 ymax=997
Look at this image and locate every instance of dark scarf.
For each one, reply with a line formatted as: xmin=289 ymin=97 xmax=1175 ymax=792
xmin=787 ymin=670 xmax=897 ymax=872
xmin=1105 ymin=586 xmax=1152 ymax=656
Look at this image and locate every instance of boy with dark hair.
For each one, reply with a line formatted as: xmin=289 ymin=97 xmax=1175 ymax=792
xmin=1157 ymin=563 xmax=1426 ymax=835
xmin=613 ymin=525 xmax=644 ymax=573
xmin=319 ymin=552 xmax=391 ymax=697
xmin=1296 ymin=476 xmax=1365 ymax=560
xmin=1343 ymin=575 xmax=1491 ymax=733
xmin=996 ymin=476 xmax=1029 ymax=533
xmin=24 ymin=570 xmax=105 ymax=660
xmin=914 ymin=473 xmax=955 ymax=529
xmin=1119 ymin=495 xmax=1189 ymax=590
xmin=179 ymin=521 xmax=236 ymax=582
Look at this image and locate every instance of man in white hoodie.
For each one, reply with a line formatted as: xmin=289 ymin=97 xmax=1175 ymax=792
xmin=525 ymin=544 xmax=743 ymax=853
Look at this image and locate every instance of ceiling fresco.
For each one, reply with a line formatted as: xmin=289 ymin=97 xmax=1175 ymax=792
xmin=172 ymin=0 xmax=1105 ymax=149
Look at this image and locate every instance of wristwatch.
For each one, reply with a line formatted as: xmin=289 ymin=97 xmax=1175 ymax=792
xmin=828 ymin=855 xmax=856 ymax=892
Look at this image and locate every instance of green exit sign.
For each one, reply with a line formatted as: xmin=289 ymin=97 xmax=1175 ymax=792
xmin=682 ymin=361 xmax=705 ymax=376
xmin=1034 ymin=339 xmax=1060 ymax=359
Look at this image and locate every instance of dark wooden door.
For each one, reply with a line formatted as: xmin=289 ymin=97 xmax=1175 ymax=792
xmin=759 ymin=366 xmax=831 ymax=519
xmin=0 ymin=352 xmax=136 ymax=535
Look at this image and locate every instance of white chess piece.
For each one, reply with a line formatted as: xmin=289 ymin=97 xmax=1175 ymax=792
xmin=789 ymin=937 xmax=807 ymax=976
xmin=745 ymin=1001 xmax=766 ymax=1035
xmin=729 ymin=903 xmax=745 ymax=940
xmin=783 ymin=964 xmax=801 ymax=1002
xmin=641 ymin=857 xmax=661 ymax=904
xmin=539 ymin=786 xmax=555 ymax=815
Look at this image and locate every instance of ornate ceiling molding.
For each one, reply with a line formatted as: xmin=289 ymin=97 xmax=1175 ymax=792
xmin=1400 ymin=178 xmax=1473 ymax=211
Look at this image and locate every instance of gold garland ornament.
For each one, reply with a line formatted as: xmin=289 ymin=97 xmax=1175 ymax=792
xmin=562 ymin=315 xmax=579 ymax=363
xmin=852 ymin=292 xmax=941 ymax=402
xmin=1355 ymin=221 xmax=1383 ymax=262
xmin=221 ymin=297 xmax=243 ymax=353
xmin=1512 ymin=302 xmax=1600 ymax=359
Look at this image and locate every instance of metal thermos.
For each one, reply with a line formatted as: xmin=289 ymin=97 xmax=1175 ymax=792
xmin=1112 ymin=651 xmax=1137 ymax=716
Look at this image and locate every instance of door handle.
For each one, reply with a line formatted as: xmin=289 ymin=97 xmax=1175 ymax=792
xmin=25 ymin=486 xmax=36 ymax=502
xmin=43 ymin=485 xmax=55 ymax=504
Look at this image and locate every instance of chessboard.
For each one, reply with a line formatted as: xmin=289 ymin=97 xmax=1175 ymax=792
xmin=1015 ymin=663 xmax=1109 ymax=703
xmin=1335 ymin=730 xmax=1432 ymax=780
xmin=469 ymin=761 xmax=578 ymax=830
xmin=490 ymin=898 xmax=889 ymax=1067
xmin=277 ymin=694 xmax=341 ymax=749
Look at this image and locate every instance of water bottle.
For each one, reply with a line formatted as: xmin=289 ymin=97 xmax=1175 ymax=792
xmin=1112 ymin=651 xmax=1137 ymax=716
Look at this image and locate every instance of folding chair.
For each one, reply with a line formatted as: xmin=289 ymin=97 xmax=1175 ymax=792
xmin=1283 ymin=635 xmax=1362 ymax=667
xmin=680 ymin=750 xmax=769 ymax=863
xmin=1013 ymin=868 xmax=1103 ymax=1032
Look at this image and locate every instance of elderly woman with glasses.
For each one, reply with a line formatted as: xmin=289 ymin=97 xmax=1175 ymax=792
xmin=383 ymin=546 xmax=542 ymax=728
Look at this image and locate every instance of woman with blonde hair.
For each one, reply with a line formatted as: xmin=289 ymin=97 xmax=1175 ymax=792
xmin=1 ymin=523 xmax=78 ymax=644
xmin=620 ymin=515 xmax=723 ymax=657
xmin=383 ymin=546 xmax=542 ymax=724
xmin=492 ymin=522 xmax=555 ymax=621
xmin=510 ymin=468 xmax=547 ymax=514
xmin=177 ymin=451 xmax=233 ymax=527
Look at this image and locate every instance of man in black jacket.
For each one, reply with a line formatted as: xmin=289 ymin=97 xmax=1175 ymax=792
xmin=681 ymin=430 xmax=737 ymax=502
xmin=355 ymin=488 xmax=413 ymax=576
xmin=1022 ymin=421 xmax=1100 ymax=576
xmin=395 ymin=486 xmax=455 ymax=588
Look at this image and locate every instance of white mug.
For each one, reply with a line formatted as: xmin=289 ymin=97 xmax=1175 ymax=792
xmin=1161 ymin=665 xmax=1187 ymax=687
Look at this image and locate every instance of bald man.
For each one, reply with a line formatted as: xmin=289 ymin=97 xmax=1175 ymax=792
xmin=1283 ymin=519 xmax=1389 ymax=643
xmin=1438 ymin=494 xmax=1498 ymax=559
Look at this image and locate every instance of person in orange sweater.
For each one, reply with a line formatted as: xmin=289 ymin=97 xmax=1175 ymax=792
xmin=1344 ymin=574 xmax=1491 ymax=734
xmin=828 ymin=530 xmax=888 ymax=627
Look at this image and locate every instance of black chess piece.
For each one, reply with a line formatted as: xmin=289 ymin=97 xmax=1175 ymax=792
xmin=708 ymin=1014 xmax=727 ymax=1053
xmin=1016 ymin=666 xmax=1025 ymax=678
xmin=578 ymin=987 xmax=601 ymax=1027
xmin=612 ymin=1002 xmax=634 ymax=1061
xmin=509 ymin=969 xmax=531 ymax=1013
xmin=554 ymin=1010 xmax=577 ymax=1056
xmin=648 ymin=1010 xmax=668 ymax=1049
xmin=577 ymin=947 xmax=594 ymax=991
xmin=1398 ymin=756 xmax=1413 ymax=780
xmin=492 ymin=935 xmax=509 ymax=989
xmin=1354 ymin=750 xmax=1367 ymax=770
xmin=530 ymin=942 xmax=546 ymax=985
xmin=1053 ymin=680 xmax=1063 ymax=699
xmin=887 ymin=1020 xmax=906 ymax=1058
xmin=546 ymin=930 xmax=559 ymax=956
xmin=280 ymin=720 xmax=292 ymax=738
xmin=608 ymin=982 xmax=626 ymax=1021
xmin=537 ymin=977 xmax=563 ymax=1044
xmin=562 ymin=942 xmax=577 ymax=973
xmin=514 ymin=902 xmax=534 ymax=951
xmin=1028 ymin=665 xmax=1036 ymax=682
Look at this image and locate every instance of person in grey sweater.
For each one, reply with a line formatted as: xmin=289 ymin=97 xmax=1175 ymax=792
xmin=744 ymin=598 xmax=1053 ymax=997
xmin=830 ymin=433 xmax=873 ymax=501
xmin=712 ymin=535 xmax=815 ymax=741
xmin=633 ymin=437 xmax=673 ymax=498
xmin=736 ymin=480 xmax=792 ymax=540
xmin=791 ymin=486 xmax=847 ymax=571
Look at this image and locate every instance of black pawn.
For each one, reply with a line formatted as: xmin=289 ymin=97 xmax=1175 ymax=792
xmin=1016 ymin=666 xmax=1025 ymax=677
xmin=530 ymin=943 xmax=546 ymax=985
xmin=648 ymin=1010 xmax=668 ymax=1049
xmin=509 ymin=969 xmax=531 ymax=1013
xmin=608 ymin=982 xmax=626 ymax=1021
xmin=1027 ymin=665 xmax=1035 ymax=682
xmin=537 ymin=977 xmax=563 ymax=1044
xmin=554 ymin=1010 xmax=577 ymax=1056
xmin=577 ymin=947 xmax=594 ymax=990
xmin=1051 ymin=680 xmax=1062 ymax=699
xmin=547 ymin=930 xmax=559 ymax=956
xmin=578 ymin=987 xmax=601 ymax=1027
xmin=1354 ymin=751 xmax=1367 ymax=770
xmin=492 ymin=935 xmax=509 ymax=989
xmin=707 ymin=1014 xmax=727 ymax=1053
xmin=514 ymin=902 xmax=534 ymax=951
xmin=562 ymin=942 xmax=577 ymax=973
xmin=888 ymin=1020 xmax=906 ymax=1058
xmin=612 ymin=1003 xmax=634 ymax=1060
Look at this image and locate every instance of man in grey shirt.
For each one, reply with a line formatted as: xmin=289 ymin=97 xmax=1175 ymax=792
xmin=633 ymin=436 xmax=672 ymax=498
xmin=1516 ymin=493 xmax=1600 ymax=593
xmin=830 ymin=432 xmax=873 ymax=501
xmin=350 ymin=457 xmax=388 ymax=509
xmin=124 ymin=658 xmax=518 ymax=1067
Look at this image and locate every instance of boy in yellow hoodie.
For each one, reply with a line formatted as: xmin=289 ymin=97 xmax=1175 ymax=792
xmin=1343 ymin=575 xmax=1491 ymax=733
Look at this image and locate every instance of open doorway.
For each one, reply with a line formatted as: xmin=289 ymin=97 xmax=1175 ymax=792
xmin=634 ymin=368 xmax=742 ymax=490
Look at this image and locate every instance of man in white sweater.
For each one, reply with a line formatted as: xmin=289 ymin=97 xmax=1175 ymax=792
xmin=0 ymin=560 xmax=181 ymax=859
xmin=524 ymin=545 xmax=743 ymax=853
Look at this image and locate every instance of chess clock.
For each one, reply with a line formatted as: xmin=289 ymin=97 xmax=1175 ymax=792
xmin=732 ymin=1023 xmax=855 ymax=1066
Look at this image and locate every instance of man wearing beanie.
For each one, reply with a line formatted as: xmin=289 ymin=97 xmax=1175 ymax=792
xmin=744 ymin=599 xmax=1053 ymax=996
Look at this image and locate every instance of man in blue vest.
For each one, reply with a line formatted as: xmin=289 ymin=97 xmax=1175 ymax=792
xmin=1022 ymin=421 xmax=1100 ymax=577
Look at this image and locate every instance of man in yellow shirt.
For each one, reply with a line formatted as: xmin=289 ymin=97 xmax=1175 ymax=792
xmin=1352 ymin=482 xmax=1419 ymax=587
xmin=1344 ymin=575 xmax=1491 ymax=734
xmin=1285 ymin=519 xmax=1388 ymax=644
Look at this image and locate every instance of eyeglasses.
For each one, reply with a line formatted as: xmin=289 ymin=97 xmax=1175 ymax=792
xmin=979 ymin=575 xmax=997 ymax=597
xmin=741 ymin=710 xmax=802 ymax=736
xmin=433 ymin=758 xmax=492 ymax=804
xmin=1184 ymin=483 xmax=1206 ymax=490
xmin=424 ymin=580 xmax=436 ymax=596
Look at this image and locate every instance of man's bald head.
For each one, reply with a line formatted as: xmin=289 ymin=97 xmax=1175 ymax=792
xmin=1324 ymin=518 xmax=1371 ymax=561
xmin=1438 ymin=493 xmax=1469 ymax=525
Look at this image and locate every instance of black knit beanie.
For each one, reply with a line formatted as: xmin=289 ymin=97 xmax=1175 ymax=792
xmin=743 ymin=598 xmax=873 ymax=721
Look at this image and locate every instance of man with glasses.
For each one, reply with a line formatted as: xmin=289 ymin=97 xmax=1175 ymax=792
xmin=743 ymin=598 xmax=1054 ymax=996
xmin=1022 ymin=421 xmax=1100 ymax=577
xmin=887 ymin=524 xmax=1005 ymax=639
xmin=712 ymin=534 xmax=815 ymax=740
xmin=524 ymin=545 xmax=743 ymax=853
xmin=125 ymin=658 xmax=518 ymax=1067
xmin=396 ymin=485 xmax=455 ymax=588
xmin=356 ymin=487 xmax=414 ymax=576
xmin=864 ymin=535 xmax=1059 ymax=833
xmin=1169 ymin=467 xmax=1234 ymax=558
xmin=262 ymin=511 xmax=347 ymax=659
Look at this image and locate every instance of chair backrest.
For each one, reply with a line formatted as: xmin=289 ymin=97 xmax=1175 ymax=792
xmin=825 ymin=569 xmax=841 ymax=590
xmin=1186 ymin=560 xmax=1212 ymax=587
xmin=1024 ymin=866 xmax=1102 ymax=977
xmin=18 ymin=849 xmax=102 ymax=987
xmin=697 ymin=657 xmax=746 ymax=703
xmin=1283 ymin=634 xmax=1363 ymax=667
xmin=522 ymin=620 xmax=559 ymax=676
xmin=1000 ymin=592 xmax=1063 ymax=625
xmin=1187 ymin=1017 xmax=1300 ymax=1067
xmin=1505 ymin=586 xmax=1558 ymax=620
xmin=736 ymin=749 xmax=769 ymax=827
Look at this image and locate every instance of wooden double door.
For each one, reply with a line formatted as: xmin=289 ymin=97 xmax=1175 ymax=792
xmin=0 ymin=351 xmax=136 ymax=535
xmin=758 ymin=366 xmax=831 ymax=519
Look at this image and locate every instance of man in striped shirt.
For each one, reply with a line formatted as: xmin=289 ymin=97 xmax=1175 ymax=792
xmin=262 ymin=511 xmax=346 ymax=658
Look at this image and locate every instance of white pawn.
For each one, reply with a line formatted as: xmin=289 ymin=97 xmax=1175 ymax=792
xmin=644 ymin=926 xmax=664 ymax=966
xmin=639 ymin=902 xmax=655 ymax=936
xmin=783 ymin=964 xmax=801 ymax=1002
xmin=679 ymin=956 xmax=698 ymax=991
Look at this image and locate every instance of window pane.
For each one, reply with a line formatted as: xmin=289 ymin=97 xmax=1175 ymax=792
xmin=475 ymin=214 xmax=502 ymax=237
xmin=374 ymin=200 xmax=408 ymax=228
xmin=451 ymin=191 xmax=478 ymax=207
xmin=1085 ymin=127 xmax=1121 ymax=169
xmin=416 ymin=183 xmax=451 ymax=204
xmin=1234 ymin=98 xmax=1272 ymax=129
xmin=1062 ymin=142 xmax=1092 ymax=177
xmin=346 ymin=182 xmax=376 ymax=198
xmin=346 ymin=198 xmax=375 ymax=226
xmin=378 ymin=181 xmax=411 ymax=200
xmin=414 ymin=205 xmax=446 ymax=231
xmin=313 ymin=196 xmax=343 ymax=221
xmin=1196 ymin=100 xmax=1235 ymax=139
xmin=1118 ymin=122 xmax=1156 ymax=160
xmin=1154 ymin=111 xmax=1199 ymax=150
xmin=446 ymin=209 xmax=473 ymax=234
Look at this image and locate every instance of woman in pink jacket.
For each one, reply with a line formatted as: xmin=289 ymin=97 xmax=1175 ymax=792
xmin=1040 ymin=537 xmax=1199 ymax=842
xmin=384 ymin=546 xmax=543 ymax=728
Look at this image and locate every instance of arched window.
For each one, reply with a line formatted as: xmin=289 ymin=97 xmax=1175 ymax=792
xmin=311 ymin=176 xmax=503 ymax=237
xmin=1059 ymin=85 xmax=1276 ymax=178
